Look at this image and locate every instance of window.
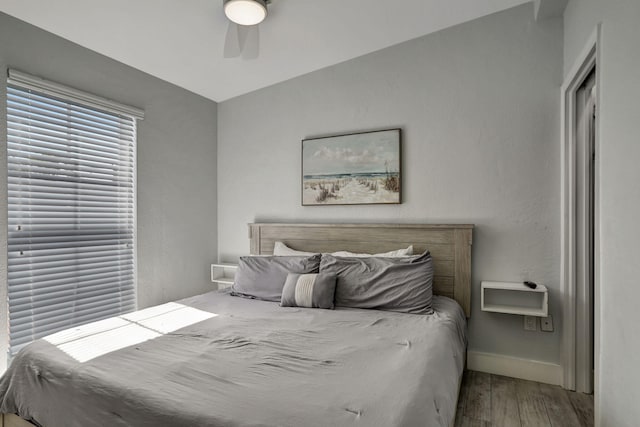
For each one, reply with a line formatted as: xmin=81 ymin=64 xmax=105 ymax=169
xmin=6 ymin=70 xmax=143 ymax=355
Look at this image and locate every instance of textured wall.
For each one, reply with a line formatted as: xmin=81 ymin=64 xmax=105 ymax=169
xmin=0 ymin=12 xmax=218 ymax=370
xmin=218 ymin=4 xmax=564 ymax=365
xmin=564 ymin=0 xmax=640 ymax=425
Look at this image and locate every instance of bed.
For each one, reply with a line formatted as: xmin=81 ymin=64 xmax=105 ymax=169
xmin=0 ymin=223 xmax=473 ymax=427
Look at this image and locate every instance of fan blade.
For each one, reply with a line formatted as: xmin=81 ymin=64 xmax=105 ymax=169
xmin=241 ymin=25 xmax=260 ymax=60
xmin=223 ymin=22 xmax=241 ymax=58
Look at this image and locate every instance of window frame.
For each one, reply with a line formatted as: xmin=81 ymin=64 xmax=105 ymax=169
xmin=4 ymin=70 xmax=143 ymax=358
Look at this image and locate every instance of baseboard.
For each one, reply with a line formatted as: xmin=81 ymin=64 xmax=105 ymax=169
xmin=467 ymin=351 xmax=563 ymax=386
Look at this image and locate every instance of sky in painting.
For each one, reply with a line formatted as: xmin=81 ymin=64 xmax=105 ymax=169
xmin=303 ymin=129 xmax=400 ymax=176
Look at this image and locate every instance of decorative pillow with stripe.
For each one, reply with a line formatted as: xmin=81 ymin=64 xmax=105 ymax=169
xmin=280 ymin=273 xmax=337 ymax=309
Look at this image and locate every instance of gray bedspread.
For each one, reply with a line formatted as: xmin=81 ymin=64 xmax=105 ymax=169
xmin=0 ymin=292 xmax=466 ymax=427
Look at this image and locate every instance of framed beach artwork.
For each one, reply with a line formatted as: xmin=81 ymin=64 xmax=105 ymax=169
xmin=302 ymin=128 xmax=401 ymax=206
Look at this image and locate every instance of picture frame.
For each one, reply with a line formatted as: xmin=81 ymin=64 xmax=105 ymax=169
xmin=302 ymin=128 xmax=401 ymax=206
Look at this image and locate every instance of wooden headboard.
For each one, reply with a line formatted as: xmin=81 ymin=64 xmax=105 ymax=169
xmin=248 ymin=223 xmax=473 ymax=316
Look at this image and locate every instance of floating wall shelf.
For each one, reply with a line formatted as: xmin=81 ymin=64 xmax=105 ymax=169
xmin=481 ymin=281 xmax=548 ymax=317
xmin=210 ymin=263 xmax=238 ymax=290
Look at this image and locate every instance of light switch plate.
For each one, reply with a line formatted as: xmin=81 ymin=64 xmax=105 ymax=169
xmin=541 ymin=315 xmax=554 ymax=332
xmin=524 ymin=315 xmax=537 ymax=331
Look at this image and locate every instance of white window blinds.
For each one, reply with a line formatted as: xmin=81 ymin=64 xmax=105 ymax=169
xmin=6 ymin=70 xmax=143 ymax=355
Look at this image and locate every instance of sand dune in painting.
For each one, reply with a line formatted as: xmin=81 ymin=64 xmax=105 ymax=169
xmin=303 ymin=173 xmax=400 ymax=205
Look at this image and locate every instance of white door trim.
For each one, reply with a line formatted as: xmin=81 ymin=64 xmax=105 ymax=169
xmin=560 ymin=24 xmax=601 ymax=392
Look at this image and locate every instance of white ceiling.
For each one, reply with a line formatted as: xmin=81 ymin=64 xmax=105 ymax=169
xmin=0 ymin=0 xmax=530 ymax=102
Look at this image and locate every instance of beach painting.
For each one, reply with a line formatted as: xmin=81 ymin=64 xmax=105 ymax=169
xmin=302 ymin=128 xmax=401 ymax=205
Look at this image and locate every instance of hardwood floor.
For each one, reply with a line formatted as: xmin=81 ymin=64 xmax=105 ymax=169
xmin=455 ymin=371 xmax=594 ymax=427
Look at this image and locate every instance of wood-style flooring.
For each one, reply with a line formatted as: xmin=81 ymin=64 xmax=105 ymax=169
xmin=455 ymin=371 xmax=594 ymax=427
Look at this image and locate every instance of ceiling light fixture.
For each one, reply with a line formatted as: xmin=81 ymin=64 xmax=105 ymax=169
xmin=223 ymin=0 xmax=267 ymax=26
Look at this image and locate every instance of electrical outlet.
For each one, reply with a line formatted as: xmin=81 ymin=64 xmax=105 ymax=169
xmin=524 ymin=315 xmax=537 ymax=331
xmin=541 ymin=315 xmax=554 ymax=332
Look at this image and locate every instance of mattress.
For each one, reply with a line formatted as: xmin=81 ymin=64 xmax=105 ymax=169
xmin=0 ymin=291 xmax=467 ymax=427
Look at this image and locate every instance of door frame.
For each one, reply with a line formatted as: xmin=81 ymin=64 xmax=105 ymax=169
xmin=560 ymin=24 xmax=600 ymax=393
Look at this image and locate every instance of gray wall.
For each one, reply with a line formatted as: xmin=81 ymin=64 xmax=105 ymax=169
xmin=218 ymin=4 xmax=564 ymax=365
xmin=0 ymin=12 xmax=218 ymax=370
xmin=564 ymin=1 xmax=640 ymax=425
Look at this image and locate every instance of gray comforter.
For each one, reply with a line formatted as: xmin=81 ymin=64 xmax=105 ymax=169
xmin=0 ymin=292 xmax=466 ymax=427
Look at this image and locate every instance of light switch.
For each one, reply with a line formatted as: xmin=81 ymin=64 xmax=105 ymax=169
xmin=524 ymin=315 xmax=537 ymax=331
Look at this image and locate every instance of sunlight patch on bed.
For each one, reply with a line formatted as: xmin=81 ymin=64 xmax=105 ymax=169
xmin=43 ymin=303 xmax=218 ymax=363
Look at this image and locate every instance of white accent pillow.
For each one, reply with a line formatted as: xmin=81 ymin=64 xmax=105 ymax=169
xmin=273 ymin=241 xmax=414 ymax=257
xmin=332 ymin=246 xmax=414 ymax=257
xmin=273 ymin=241 xmax=318 ymax=256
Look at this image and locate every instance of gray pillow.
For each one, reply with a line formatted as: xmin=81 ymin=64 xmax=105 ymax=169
xmin=231 ymin=255 xmax=321 ymax=301
xmin=320 ymin=252 xmax=434 ymax=314
xmin=280 ymin=273 xmax=337 ymax=309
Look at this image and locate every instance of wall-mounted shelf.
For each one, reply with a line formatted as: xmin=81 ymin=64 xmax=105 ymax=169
xmin=211 ymin=263 xmax=238 ymax=290
xmin=481 ymin=281 xmax=548 ymax=317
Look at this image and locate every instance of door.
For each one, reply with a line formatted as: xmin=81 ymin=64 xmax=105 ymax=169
xmin=575 ymin=67 xmax=596 ymax=393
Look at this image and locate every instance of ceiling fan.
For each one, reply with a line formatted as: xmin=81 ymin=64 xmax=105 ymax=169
xmin=223 ymin=0 xmax=271 ymax=59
